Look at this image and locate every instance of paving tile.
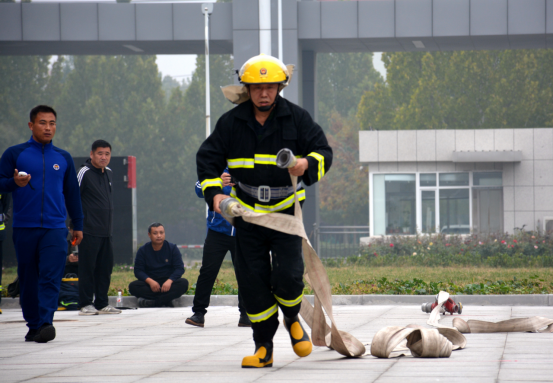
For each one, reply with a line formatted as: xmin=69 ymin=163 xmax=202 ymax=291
xmin=2 ymin=305 xmax=553 ymax=383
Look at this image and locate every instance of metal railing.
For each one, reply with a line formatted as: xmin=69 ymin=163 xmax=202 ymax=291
xmin=312 ymin=225 xmax=370 ymax=259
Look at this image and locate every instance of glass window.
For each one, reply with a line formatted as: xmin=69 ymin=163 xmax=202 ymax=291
xmin=439 ymin=173 xmax=469 ymax=186
xmin=473 ymin=172 xmax=502 ymax=186
xmin=420 ymin=173 xmax=436 ymax=187
xmin=373 ymin=174 xmax=416 ymax=235
xmin=421 ymin=190 xmax=436 ymax=233
xmin=472 ymin=188 xmax=503 ymax=233
xmin=439 ymin=189 xmax=470 ymax=234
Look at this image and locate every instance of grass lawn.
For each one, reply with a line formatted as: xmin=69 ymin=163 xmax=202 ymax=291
xmin=3 ymin=263 xmax=553 ymax=296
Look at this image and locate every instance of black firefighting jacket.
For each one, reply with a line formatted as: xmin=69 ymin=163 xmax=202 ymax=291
xmin=196 ymin=97 xmax=332 ymax=215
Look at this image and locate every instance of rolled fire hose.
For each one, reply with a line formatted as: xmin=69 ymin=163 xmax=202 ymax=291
xmin=220 ymin=149 xmax=365 ymax=358
xmin=370 ymin=326 xmax=467 ymax=358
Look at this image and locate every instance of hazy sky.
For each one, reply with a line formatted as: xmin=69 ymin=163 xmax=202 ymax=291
xmin=157 ymin=53 xmax=388 ymax=83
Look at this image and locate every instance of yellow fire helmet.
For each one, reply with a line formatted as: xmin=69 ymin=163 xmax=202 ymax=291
xmin=239 ymin=54 xmax=289 ymax=85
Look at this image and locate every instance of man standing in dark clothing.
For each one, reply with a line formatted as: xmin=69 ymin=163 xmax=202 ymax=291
xmin=0 ymin=192 xmax=13 ymax=314
xmin=77 ymin=140 xmax=120 ymax=315
xmin=185 ymin=169 xmax=250 ymax=328
xmin=0 ymin=105 xmax=84 ymax=342
xmin=129 ymin=223 xmax=188 ymax=307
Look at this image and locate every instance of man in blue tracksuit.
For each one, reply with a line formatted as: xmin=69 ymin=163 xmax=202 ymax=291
xmin=0 ymin=105 xmax=84 ymax=343
xmin=185 ymin=169 xmax=250 ymax=327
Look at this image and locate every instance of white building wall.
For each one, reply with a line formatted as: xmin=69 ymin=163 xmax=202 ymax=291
xmin=360 ymin=128 xmax=553 ymax=233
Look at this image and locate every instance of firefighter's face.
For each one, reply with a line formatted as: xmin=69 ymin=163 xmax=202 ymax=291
xmin=148 ymin=225 xmax=165 ymax=245
xmin=249 ymin=84 xmax=278 ymax=110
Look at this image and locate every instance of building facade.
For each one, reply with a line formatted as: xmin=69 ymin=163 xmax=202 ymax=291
xmin=359 ymin=128 xmax=553 ymax=237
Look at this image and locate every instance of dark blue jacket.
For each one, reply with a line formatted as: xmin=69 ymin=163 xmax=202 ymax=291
xmin=0 ymin=137 xmax=83 ymax=231
xmin=134 ymin=240 xmax=185 ymax=282
xmin=195 ymin=169 xmax=235 ymax=237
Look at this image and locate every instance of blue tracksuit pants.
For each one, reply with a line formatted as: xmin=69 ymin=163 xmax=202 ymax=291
xmin=13 ymin=228 xmax=68 ymax=329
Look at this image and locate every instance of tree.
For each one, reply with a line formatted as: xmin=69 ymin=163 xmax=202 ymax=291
xmin=316 ymin=52 xmax=383 ymax=131
xmin=0 ymin=56 xmax=52 ymax=152
xmin=319 ymin=111 xmax=368 ymax=226
xmin=357 ymin=50 xmax=553 ymax=131
xmin=315 ymin=53 xmax=381 ymax=225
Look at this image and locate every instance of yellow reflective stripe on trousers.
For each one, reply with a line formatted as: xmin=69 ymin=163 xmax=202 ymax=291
xmin=230 ymin=187 xmax=306 ymax=213
xmin=227 ymin=158 xmax=254 ymax=169
xmin=0 ymin=223 xmax=4 ymax=230
xmin=308 ymin=152 xmax=325 ymax=181
xmin=247 ymin=303 xmax=278 ymax=323
xmin=274 ymin=293 xmax=303 ymax=308
xmin=200 ymin=178 xmax=223 ymax=192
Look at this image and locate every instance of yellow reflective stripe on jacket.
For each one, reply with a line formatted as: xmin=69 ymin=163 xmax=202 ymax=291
xmin=274 ymin=293 xmax=303 ymax=308
xmin=200 ymin=178 xmax=223 ymax=192
xmin=254 ymin=154 xmax=277 ymax=165
xmin=230 ymin=188 xmax=306 ymax=214
xmin=247 ymin=303 xmax=278 ymax=323
xmin=227 ymin=158 xmax=254 ymax=169
xmin=308 ymin=152 xmax=325 ymax=181
xmin=0 ymin=222 xmax=4 ymax=230
xmin=229 ymin=155 xmax=303 ymax=168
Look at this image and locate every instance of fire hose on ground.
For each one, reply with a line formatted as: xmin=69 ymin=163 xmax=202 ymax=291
xmin=219 ymin=149 xmax=553 ymax=360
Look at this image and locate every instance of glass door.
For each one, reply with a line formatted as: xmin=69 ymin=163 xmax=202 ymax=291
xmin=420 ymin=190 xmax=437 ymax=233
xmin=472 ymin=188 xmax=503 ymax=233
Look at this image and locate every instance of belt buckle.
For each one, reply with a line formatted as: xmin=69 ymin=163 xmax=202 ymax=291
xmin=257 ymin=185 xmax=271 ymax=202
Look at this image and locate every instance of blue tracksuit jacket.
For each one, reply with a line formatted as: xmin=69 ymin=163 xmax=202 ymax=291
xmin=0 ymin=137 xmax=83 ymax=230
xmin=195 ymin=169 xmax=235 ymax=237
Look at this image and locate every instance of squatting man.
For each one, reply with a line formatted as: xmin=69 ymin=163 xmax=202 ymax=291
xmin=196 ymin=54 xmax=332 ymax=368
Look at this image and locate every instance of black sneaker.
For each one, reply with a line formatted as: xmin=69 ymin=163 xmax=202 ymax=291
xmin=185 ymin=312 xmax=205 ymax=327
xmin=137 ymin=298 xmax=156 ymax=308
xmin=34 ymin=324 xmax=56 ymax=343
xmin=163 ymin=300 xmax=175 ymax=308
xmin=25 ymin=328 xmax=38 ymax=342
xmin=238 ymin=314 xmax=252 ymax=327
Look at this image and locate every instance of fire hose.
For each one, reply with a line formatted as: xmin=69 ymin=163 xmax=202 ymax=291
xmin=220 ymin=149 xmax=553 ymax=359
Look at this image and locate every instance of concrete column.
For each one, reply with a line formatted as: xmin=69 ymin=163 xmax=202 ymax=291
xmin=232 ymin=0 xmax=260 ymax=82
xmin=301 ymin=50 xmax=319 ymax=245
xmin=259 ymin=0 xmax=271 ymax=55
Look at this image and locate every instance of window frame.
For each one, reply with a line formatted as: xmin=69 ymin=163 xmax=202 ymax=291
xmin=370 ymin=170 xmax=501 ymax=237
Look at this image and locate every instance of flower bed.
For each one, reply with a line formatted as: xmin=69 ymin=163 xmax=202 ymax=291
xmin=324 ymin=232 xmax=553 ymax=268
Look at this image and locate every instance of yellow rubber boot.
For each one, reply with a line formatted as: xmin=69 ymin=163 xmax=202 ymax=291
xmin=283 ymin=315 xmax=312 ymax=357
xmin=241 ymin=342 xmax=273 ymax=368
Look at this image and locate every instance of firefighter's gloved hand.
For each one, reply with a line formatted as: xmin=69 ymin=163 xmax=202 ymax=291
xmin=214 ymin=194 xmax=230 ymax=214
xmin=288 ymin=158 xmax=308 ymax=176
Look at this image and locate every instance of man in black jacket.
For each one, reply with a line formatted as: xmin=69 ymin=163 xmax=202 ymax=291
xmin=197 ymin=54 xmax=332 ymax=368
xmin=77 ymin=140 xmax=120 ymax=315
xmin=128 ymin=222 xmax=188 ymax=307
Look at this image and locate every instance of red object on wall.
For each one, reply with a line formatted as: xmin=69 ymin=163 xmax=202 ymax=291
xmin=127 ymin=156 xmax=136 ymax=189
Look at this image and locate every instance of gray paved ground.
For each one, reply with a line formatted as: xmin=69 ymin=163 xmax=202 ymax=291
xmin=1 ymin=305 xmax=553 ymax=383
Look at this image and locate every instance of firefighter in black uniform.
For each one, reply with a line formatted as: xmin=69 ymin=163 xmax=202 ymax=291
xmin=196 ymin=54 xmax=332 ymax=368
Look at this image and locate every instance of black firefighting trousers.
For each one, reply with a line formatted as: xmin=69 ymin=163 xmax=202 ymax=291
xmin=233 ymin=217 xmax=304 ymax=344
